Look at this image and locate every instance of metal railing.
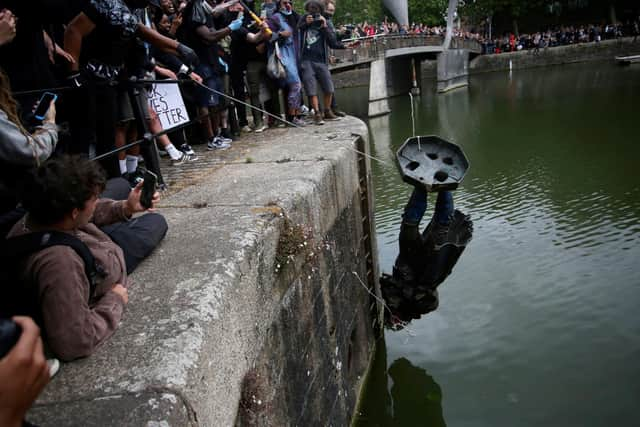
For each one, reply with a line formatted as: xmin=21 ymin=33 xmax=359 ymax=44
xmin=330 ymin=34 xmax=482 ymax=68
xmin=14 ymin=77 xmax=200 ymax=188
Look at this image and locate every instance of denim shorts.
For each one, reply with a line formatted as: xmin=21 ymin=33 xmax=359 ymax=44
xmin=193 ymin=63 xmax=223 ymax=108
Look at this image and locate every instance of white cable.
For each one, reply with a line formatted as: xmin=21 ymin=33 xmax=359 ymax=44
xmin=351 ymin=271 xmax=416 ymax=337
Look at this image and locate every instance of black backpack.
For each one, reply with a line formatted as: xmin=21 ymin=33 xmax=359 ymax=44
xmin=0 ymin=231 xmax=98 ymax=322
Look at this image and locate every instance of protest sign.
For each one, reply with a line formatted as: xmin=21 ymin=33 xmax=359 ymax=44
xmin=147 ymin=83 xmax=190 ymax=130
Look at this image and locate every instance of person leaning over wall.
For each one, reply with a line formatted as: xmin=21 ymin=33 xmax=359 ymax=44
xmin=6 ymin=155 xmax=167 ymax=361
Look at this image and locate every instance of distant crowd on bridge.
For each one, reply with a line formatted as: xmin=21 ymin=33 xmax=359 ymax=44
xmin=332 ymin=15 xmax=640 ymax=57
xmin=336 ymin=19 xmax=481 ymax=42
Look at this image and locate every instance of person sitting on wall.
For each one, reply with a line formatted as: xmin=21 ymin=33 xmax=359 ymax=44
xmin=380 ymin=186 xmax=473 ymax=328
xmin=6 ymin=155 xmax=167 ymax=361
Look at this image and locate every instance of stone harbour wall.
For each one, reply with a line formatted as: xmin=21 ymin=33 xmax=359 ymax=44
xmin=27 ymin=116 xmax=381 ymax=426
xmin=470 ymin=37 xmax=640 ymax=73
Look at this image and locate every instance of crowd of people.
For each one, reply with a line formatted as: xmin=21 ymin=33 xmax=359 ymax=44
xmin=333 ymin=16 xmax=640 ymax=57
xmin=0 ymin=0 xmax=349 ymax=424
xmin=336 ymin=19 xmax=482 ymax=41
xmin=481 ymin=20 xmax=640 ymax=54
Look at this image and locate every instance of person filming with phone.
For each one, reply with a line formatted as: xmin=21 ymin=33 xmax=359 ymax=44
xmin=4 ymin=155 xmax=167 ymax=361
xmin=0 ymin=66 xmax=58 ymax=238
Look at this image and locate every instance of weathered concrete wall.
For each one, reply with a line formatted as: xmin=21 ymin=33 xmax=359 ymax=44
xmin=27 ymin=117 xmax=381 ymax=426
xmin=437 ymin=49 xmax=469 ymax=92
xmin=470 ymin=37 xmax=640 ymax=73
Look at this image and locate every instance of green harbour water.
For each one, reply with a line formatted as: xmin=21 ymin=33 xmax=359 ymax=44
xmin=336 ymin=62 xmax=640 ymax=426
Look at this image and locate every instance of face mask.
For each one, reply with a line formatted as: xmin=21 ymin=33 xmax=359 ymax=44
xmin=281 ymin=7 xmax=292 ymax=15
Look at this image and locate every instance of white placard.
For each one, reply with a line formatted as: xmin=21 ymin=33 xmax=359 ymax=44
xmin=147 ymin=83 xmax=190 ymax=130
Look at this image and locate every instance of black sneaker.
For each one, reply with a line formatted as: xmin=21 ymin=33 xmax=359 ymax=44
xmin=179 ymin=144 xmax=195 ymax=156
xmin=220 ymin=127 xmax=234 ymax=141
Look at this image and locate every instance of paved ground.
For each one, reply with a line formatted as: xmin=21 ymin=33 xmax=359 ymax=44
xmin=158 ymin=121 xmax=324 ymax=198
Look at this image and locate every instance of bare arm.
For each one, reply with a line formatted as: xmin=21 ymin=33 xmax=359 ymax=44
xmin=63 ymin=13 xmax=96 ymax=72
xmin=246 ymin=21 xmax=270 ymax=44
xmin=194 ymin=24 xmax=231 ymax=44
xmin=137 ymin=24 xmax=180 ymax=54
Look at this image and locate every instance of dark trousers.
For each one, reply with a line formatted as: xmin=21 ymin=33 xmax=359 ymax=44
xmin=67 ymin=80 xmax=120 ymax=177
xmin=100 ymin=177 xmax=167 ymax=274
xmin=230 ymin=59 xmax=248 ymax=127
xmin=100 ymin=213 xmax=167 ymax=274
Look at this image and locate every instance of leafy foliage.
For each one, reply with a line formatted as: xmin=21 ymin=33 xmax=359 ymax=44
xmin=407 ymin=0 xmax=448 ymax=26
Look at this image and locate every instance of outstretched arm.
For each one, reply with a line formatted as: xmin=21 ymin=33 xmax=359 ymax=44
xmin=63 ymin=12 xmax=96 ymax=72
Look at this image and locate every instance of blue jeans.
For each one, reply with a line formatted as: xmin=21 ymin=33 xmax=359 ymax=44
xmin=402 ymin=188 xmax=453 ymax=226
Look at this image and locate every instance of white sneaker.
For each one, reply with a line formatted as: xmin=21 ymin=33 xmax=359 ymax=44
xmin=254 ymin=123 xmax=268 ymax=133
xmin=207 ymin=137 xmax=231 ymax=150
xmin=171 ymin=152 xmax=198 ymax=164
xmin=48 ymin=358 xmax=60 ymax=378
xmin=240 ymin=125 xmax=252 ymax=133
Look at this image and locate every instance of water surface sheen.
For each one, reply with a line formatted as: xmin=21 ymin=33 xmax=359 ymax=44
xmin=337 ymin=63 xmax=640 ymax=427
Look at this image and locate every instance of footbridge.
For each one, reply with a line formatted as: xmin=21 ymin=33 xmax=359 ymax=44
xmin=329 ymin=34 xmax=482 ymax=117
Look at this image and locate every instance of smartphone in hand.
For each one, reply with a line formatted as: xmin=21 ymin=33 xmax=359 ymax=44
xmin=33 ymin=92 xmax=57 ymax=121
xmin=139 ymin=169 xmax=158 ymax=210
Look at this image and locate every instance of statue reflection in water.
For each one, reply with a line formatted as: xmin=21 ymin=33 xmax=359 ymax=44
xmin=354 ymin=344 xmax=447 ymax=426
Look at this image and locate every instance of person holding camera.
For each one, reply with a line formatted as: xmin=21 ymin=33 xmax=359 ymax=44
xmin=297 ymin=0 xmax=343 ymax=125
xmin=0 ymin=316 xmax=50 ymax=427
xmin=6 ymin=156 xmax=167 ymax=361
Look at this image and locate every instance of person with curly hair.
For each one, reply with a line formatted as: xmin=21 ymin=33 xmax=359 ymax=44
xmin=6 ymin=155 xmax=167 ymax=361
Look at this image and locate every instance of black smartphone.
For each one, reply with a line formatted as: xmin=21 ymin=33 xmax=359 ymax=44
xmin=0 ymin=318 xmax=22 ymax=359
xmin=140 ymin=169 xmax=158 ymax=210
xmin=33 ymin=92 xmax=58 ymax=121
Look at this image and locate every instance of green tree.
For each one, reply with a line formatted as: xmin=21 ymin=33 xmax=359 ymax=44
xmin=407 ymin=0 xmax=448 ymax=26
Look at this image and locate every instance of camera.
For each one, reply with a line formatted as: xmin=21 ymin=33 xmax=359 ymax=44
xmin=0 ymin=318 xmax=21 ymax=359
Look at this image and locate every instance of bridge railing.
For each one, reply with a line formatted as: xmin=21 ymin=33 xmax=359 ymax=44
xmin=329 ymin=34 xmax=482 ymax=68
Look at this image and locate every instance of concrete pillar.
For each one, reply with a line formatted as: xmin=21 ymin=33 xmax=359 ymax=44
xmin=437 ymin=49 xmax=469 ymax=93
xmin=368 ymin=59 xmax=391 ymax=117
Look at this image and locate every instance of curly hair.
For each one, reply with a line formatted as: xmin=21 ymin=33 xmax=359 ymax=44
xmin=304 ymin=0 xmax=324 ymax=13
xmin=0 ymin=68 xmax=28 ymax=135
xmin=21 ymin=156 xmax=107 ymax=225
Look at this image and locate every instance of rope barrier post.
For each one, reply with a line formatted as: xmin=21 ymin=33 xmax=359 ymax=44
xmin=128 ymin=79 xmax=166 ymax=189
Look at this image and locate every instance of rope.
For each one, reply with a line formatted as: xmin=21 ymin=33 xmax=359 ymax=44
xmin=12 ymin=75 xmax=393 ymax=167
xmin=193 ymin=80 xmax=391 ymax=166
xmin=352 ymin=271 xmax=416 ymax=336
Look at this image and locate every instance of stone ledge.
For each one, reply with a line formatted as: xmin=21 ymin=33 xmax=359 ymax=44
xmin=28 ymin=117 xmax=377 ymax=426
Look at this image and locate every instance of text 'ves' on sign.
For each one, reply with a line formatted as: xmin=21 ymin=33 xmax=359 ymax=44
xmin=147 ymin=83 xmax=190 ymax=130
